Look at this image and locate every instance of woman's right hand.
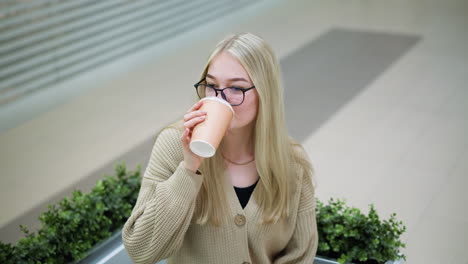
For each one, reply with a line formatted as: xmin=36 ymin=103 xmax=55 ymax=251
xmin=181 ymin=100 xmax=207 ymax=174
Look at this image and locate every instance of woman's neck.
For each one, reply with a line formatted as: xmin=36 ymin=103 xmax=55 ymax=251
xmin=221 ymin=125 xmax=255 ymax=161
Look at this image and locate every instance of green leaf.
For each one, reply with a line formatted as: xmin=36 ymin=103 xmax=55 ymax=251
xmin=316 ymin=197 xmax=406 ymax=263
xmin=2 ymin=162 xmax=142 ymax=263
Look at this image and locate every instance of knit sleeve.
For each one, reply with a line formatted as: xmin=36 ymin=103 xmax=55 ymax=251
xmin=122 ymin=128 xmax=204 ymax=264
xmin=274 ymin=148 xmax=318 ymax=264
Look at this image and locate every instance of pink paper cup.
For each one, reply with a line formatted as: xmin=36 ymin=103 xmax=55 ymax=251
xmin=189 ymin=97 xmax=235 ymax=158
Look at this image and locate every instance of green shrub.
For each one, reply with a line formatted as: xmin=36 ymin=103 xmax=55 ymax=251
xmin=0 ymin=162 xmax=141 ymax=264
xmin=1 ymin=163 xmax=406 ymax=264
xmin=316 ymin=198 xmax=406 ymax=264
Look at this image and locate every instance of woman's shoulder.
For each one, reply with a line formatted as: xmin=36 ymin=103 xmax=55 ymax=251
xmin=156 ymin=126 xmax=183 ymax=146
xmin=288 ymin=139 xmax=312 ymax=171
xmin=155 ymin=119 xmax=184 ymax=143
xmin=151 ymin=120 xmax=185 ymax=164
xmin=288 ymin=140 xmax=315 ymax=187
xmin=287 ymin=141 xmax=316 ymax=213
xmin=291 ymin=143 xmax=309 ymax=160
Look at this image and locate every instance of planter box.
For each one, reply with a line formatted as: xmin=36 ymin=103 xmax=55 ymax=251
xmin=75 ymin=229 xmax=132 ymax=264
xmin=74 ymin=229 xmax=166 ymax=264
xmin=314 ymin=255 xmax=403 ymax=264
xmin=74 ymin=229 xmax=402 ymax=264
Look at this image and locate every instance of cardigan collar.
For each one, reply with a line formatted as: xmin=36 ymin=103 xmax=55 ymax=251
xmin=223 ymin=170 xmax=261 ymax=220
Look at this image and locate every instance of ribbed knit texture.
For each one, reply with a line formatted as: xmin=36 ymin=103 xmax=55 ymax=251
xmin=122 ymin=128 xmax=318 ymax=264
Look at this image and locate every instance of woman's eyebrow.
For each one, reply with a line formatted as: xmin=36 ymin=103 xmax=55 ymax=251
xmin=206 ymin=73 xmax=249 ymax=83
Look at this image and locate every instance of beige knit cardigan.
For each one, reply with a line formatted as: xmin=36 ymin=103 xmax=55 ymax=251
xmin=122 ymin=128 xmax=318 ymax=264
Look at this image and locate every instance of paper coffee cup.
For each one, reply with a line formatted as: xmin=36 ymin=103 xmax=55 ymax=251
xmin=189 ymin=97 xmax=235 ymax=158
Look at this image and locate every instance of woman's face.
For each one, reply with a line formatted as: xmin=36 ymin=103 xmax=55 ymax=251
xmin=206 ymin=52 xmax=259 ymax=131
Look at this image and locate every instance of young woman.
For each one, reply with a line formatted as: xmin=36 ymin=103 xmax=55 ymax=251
xmin=122 ymin=32 xmax=318 ymax=264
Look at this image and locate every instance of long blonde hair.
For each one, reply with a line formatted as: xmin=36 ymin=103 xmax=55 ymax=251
xmin=163 ymin=33 xmax=314 ymax=225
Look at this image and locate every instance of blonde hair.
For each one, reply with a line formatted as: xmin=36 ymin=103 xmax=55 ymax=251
xmin=163 ymin=33 xmax=314 ymax=225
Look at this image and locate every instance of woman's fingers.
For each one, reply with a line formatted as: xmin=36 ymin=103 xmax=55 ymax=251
xmin=183 ymin=110 xmax=207 ymax=122
xmin=184 ymin=115 xmax=206 ymax=130
xmin=182 ymin=101 xmax=206 ymax=148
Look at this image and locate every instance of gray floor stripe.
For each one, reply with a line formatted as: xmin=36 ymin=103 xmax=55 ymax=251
xmin=284 ymin=28 xmax=421 ymax=142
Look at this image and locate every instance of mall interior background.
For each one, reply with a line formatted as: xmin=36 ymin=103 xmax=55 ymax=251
xmin=1 ymin=1 xmax=468 ymax=263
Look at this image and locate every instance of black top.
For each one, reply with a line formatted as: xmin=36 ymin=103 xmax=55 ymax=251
xmin=234 ymin=179 xmax=259 ymax=209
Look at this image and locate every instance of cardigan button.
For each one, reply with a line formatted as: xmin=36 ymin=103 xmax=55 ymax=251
xmin=234 ymin=214 xmax=246 ymax=227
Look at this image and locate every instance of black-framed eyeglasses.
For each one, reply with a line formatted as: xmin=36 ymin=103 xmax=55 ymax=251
xmin=194 ymin=78 xmax=255 ymax=106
